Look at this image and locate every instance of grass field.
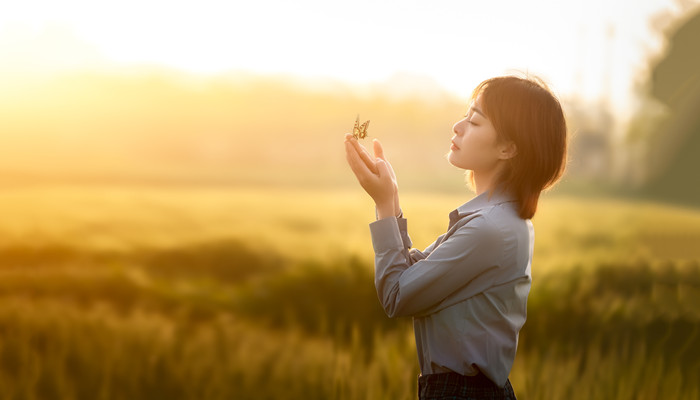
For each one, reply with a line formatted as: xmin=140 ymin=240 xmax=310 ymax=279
xmin=0 ymin=184 xmax=698 ymax=399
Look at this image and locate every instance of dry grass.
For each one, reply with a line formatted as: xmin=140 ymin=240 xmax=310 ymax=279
xmin=0 ymin=185 xmax=698 ymax=399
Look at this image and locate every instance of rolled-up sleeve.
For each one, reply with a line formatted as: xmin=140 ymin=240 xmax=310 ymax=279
xmin=370 ymin=215 xmax=499 ymax=318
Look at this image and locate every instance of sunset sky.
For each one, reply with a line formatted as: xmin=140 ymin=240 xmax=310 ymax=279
xmin=1 ymin=0 xmax=688 ymax=112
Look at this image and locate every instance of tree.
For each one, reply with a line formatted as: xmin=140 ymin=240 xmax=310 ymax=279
xmin=640 ymin=7 xmax=700 ymax=205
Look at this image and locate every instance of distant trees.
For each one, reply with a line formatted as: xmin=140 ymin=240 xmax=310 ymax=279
xmin=633 ymin=7 xmax=700 ymax=205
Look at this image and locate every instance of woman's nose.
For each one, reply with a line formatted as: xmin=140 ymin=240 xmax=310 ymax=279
xmin=452 ymin=120 xmax=462 ymax=136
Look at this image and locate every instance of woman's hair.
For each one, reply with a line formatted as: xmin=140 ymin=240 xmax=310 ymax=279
xmin=471 ymin=75 xmax=568 ymax=219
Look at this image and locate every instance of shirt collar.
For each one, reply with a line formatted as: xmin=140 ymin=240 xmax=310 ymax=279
xmin=448 ymin=189 xmax=516 ymax=228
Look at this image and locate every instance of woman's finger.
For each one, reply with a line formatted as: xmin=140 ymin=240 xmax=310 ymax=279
xmin=376 ymin=158 xmax=391 ymax=178
xmin=347 ymin=136 xmax=379 ymax=174
xmin=372 ymin=139 xmax=397 ymax=181
xmin=345 ymin=140 xmax=374 ymax=178
xmin=373 ymin=139 xmax=386 ymax=161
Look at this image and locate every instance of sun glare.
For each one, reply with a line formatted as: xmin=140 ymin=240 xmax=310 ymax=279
xmin=0 ymin=0 xmax=680 ymax=103
xmin=0 ymin=0 xmax=685 ymax=185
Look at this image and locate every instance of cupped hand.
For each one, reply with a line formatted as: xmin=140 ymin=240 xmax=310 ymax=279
xmin=344 ymin=133 xmax=396 ymax=218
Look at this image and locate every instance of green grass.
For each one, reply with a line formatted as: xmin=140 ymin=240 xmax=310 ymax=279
xmin=0 ymin=185 xmax=698 ymax=399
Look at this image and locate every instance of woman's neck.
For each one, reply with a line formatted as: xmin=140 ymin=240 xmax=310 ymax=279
xmin=472 ymin=164 xmax=505 ymax=196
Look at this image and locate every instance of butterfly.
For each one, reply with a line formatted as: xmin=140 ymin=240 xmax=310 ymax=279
xmin=352 ymin=115 xmax=370 ymax=139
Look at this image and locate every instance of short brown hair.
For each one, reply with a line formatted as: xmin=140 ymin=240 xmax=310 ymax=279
xmin=472 ymin=76 xmax=568 ymax=219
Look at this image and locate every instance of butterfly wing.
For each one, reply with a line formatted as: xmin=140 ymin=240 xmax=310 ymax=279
xmin=359 ymin=120 xmax=369 ymax=139
xmin=352 ymin=115 xmax=370 ymax=139
xmin=353 ymin=115 xmax=361 ymax=139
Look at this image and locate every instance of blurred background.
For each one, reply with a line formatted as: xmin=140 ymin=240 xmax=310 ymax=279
xmin=1 ymin=0 xmax=699 ymax=399
xmin=1 ymin=0 xmax=698 ymax=201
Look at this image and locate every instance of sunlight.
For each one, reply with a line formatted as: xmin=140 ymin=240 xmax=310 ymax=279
xmin=1 ymin=4 xmax=699 ymax=399
xmin=0 ymin=0 xmax=680 ymax=104
xmin=0 ymin=0 xmax=691 ymax=187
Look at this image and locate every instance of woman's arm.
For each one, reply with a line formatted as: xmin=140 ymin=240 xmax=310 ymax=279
xmin=371 ymin=215 xmax=501 ymax=318
xmin=346 ymin=133 xmax=499 ymax=317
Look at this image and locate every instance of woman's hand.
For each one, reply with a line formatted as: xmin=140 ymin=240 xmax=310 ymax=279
xmin=371 ymin=138 xmax=400 ymax=216
xmin=344 ymin=134 xmax=400 ymax=219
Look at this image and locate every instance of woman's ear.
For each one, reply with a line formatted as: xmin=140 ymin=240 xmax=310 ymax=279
xmin=499 ymin=141 xmax=518 ymax=160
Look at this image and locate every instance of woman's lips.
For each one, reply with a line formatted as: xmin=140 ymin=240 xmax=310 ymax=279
xmin=450 ymin=141 xmax=460 ymax=151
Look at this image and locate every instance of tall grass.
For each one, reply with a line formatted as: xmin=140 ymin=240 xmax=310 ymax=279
xmin=0 ymin=299 xmax=418 ymax=400
xmin=0 ymin=186 xmax=699 ymax=399
xmin=1 ymin=253 xmax=697 ymax=399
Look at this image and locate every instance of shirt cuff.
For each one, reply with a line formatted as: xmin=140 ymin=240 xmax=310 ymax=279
xmin=369 ymin=217 xmax=404 ymax=254
xmin=396 ymin=217 xmax=413 ymax=249
xmin=376 ymin=207 xmax=403 ymax=220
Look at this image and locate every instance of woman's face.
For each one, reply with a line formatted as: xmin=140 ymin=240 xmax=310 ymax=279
xmin=448 ymin=95 xmax=505 ymax=172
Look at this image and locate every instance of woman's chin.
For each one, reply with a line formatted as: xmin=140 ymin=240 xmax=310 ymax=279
xmin=446 ymin=152 xmax=463 ymax=169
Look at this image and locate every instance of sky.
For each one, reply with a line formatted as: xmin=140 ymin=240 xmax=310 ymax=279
xmin=0 ymin=0 xmax=691 ymax=112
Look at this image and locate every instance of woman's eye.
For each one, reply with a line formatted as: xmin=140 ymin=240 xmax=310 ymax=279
xmin=463 ymin=113 xmax=479 ymax=126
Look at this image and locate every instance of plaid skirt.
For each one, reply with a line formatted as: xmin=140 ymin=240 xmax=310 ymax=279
xmin=418 ymin=372 xmax=517 ymax=400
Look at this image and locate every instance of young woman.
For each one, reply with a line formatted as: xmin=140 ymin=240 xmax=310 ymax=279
xmin=344 ymin=75 xmax=567 ymax=399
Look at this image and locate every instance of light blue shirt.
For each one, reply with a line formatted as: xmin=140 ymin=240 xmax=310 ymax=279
xmin=369 ymin=190 xmax=533 ymax=388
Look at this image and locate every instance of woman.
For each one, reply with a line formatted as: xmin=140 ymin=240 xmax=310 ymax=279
xmin=344 ymin=75 xmax=567 ymax=399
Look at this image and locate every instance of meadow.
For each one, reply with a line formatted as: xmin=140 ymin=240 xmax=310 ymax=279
xmin=0 ymin=184 xmax=698 ymax=400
